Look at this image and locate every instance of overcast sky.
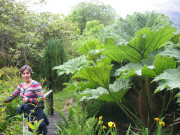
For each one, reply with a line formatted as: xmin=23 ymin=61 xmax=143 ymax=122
xmin=28 ymin=0 xmax=178 ymax=18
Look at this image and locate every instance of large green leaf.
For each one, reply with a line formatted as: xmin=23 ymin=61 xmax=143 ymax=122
xmin=101 ymin=38 xmax=124 ymax=63
xmin=169 ymin=33 xmax=180 ymax=44
xmin=53 ymin=56 xmax=93 ymax=76
xmin=96 ymin=55 xmax=112 ymax=65
xmin=102 ymin=26 xmax=176 ymax=63
xmin=100 ymin=11 xmax=173 ymax=46
xmin=115 ymin=63 xmax=142 ymax=79
xmin=72 ymin=63 xmax=113 ymax=88
xmin=142 ymin=55 xmax=176 ymax=78
xmin=63 ymin=81 xmax=96 ymax=91
xmin=153 ymin=55 xmax=176 ymax=75
xmin=78 ymin=39 xmax=101 ymax=62
xmin=79 ymin=79 xmax=130 ymax=102
xmin=78 ymin=39 xmax=99 ymax=54
xmin=152 ymin=67 xmax=180 ymax=93
xmin=115 ymin=55 xmax=176 ymax=79
xmin=160 ymin=45 xmax=180 ymax=62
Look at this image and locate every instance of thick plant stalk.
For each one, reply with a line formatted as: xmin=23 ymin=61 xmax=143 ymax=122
xmin=121 ymin=103 xmax=143 ymax=125
xmin=146 ymin=78 xmax=152 ymax=116
xmin=137 ymin=76 xmax=153 ymax=121
xmin=165 ymin=89 xmax=177 ymax=112
xmin=160 ymin=90 xmax=167 ymax=118
xmin=106 ymin=87 xmax=143 ymax=128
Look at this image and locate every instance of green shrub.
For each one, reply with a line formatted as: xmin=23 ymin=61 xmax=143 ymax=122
xmin=40 ymin=38 xmax=69 ymax=92
xmin=0 ymin=70 xmax=23 ymax=133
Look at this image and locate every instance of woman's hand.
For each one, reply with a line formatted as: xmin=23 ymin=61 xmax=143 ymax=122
xmin=22 ymin=96 xmax=28 ymax=103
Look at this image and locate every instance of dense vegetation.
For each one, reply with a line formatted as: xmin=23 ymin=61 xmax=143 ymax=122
xmin=65 ymin=0 xmax=117 ymax=34
xmin=40 ymin=38 xmax=69 ymax=91
xmin=54 ymin=11 xmax=180 ymax=134
xmin=0 ymin=0 xmax=180 ymax=134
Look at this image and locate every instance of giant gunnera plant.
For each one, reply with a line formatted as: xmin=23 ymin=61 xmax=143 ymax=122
xmin=54 ymin=11 xmax=180 ymax=134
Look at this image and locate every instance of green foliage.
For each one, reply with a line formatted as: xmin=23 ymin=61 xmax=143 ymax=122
xmin=78 ymin=39 xmax=103 ymax=63
xmin=169 ymin=33 xmax=180 ymax=44
xmin=53 ymin=90 xmax=78 ymax=112
xmin=0 ymin=67 xmax=22 ymax=91
xmin=53 ymin=56 xmax=93 ymax=76
xmin=37 ymin=12 xmax=80 ymax=59
xmin=72 ymin=20 xmax=104 ymax=57
xmin=115 ymin=55 xmax=176 ymax=79
xmin=0 ymin=66 xmax=19 ymax=80
xmin=55 ymin=103 xmax=99 ymax=135
xmin=73 ymin=63 xmax=113 ymax=89
xmin=0 ymin=67 xmax=22 ymax=115
xmin=83 ymin=99 xmax=133 ymax=126
xmin=54 ymin=103 xmax=121 ymax=135
xmin=40 ymin=38 xmax=69 ymax=91
xmin=100 ymin=11 xmax=173 ymax=46
xmin=84 ymin=20 xmax=104 ymax=38
xmin=0 ymin=71 xmax=23 ymax=133
xmin=79 ymin=79 xmax=130 ymax=102
xmin=64 ymin=81 xmax=96 ymax=92
xmin=153 ymin=67 xmax=180 ymax=93
xmin=1 ymin=114 xmax=23 ymax=134
xmin=102 ymin=25 xmax=176 ymax=63
xmin=0 ymin=0 xmax=80 ymax=66
xmin=66 ymin=0 xmax=117 ymax=34
xmin=57 ymin=11 xmax=180 ymax=133
xmin=23 ymin=118 xmax=44 ymax=135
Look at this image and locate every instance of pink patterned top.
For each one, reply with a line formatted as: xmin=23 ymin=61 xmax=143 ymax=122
xmin=4 ymin=80 xmax=45 ymax=104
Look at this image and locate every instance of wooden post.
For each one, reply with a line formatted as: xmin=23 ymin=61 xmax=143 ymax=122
xmin=50 ymin=92 xmax=54 ymax=115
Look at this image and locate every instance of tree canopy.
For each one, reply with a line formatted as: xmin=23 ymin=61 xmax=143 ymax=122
xmin=66 ymin=0 xmax=117 ymax=34
xmin=0 ymin=0 xmax=80 ymax=67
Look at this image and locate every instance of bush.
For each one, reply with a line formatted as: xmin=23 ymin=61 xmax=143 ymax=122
xmin=40 ymin=38 xmax=70 ymax=92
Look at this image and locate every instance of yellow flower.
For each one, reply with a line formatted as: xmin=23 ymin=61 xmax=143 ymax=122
xmin=102 ymin=125 xmax=107 ymax=129
xmin=159 ymin=121 xmax=165 ymax=127
xmin=108 ymin=121 xmax=114 ymax=127
xmin=113 ymin=122 xmax=116 ymax=128
xmin=99 ymin=121 xmax=103 ymax=124
xmin=99 ymin=116 xmax=103 ymax=120
xmin=154 ymin=117 xmax=160 ymax=122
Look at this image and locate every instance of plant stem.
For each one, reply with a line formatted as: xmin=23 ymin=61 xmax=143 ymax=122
xmin=137 ymin=76 xmax=153 ymax=121
xmin=106 ymin=87 xmax=143 ymax=128
xmin=165 ymin=90 xmax=177 ymax=112
xmin=160 ymin=90 xmax=167 ymax=118
xmin=146 ymin=78 xmax=151 ymax=112
xmin=121 ymin=103 xmax=143 ymax=125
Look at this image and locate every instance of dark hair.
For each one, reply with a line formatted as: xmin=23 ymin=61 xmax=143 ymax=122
xmin=19 ymin=65 xmax=33 ymax=77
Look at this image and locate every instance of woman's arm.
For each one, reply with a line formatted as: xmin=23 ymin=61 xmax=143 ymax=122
xmin=4 ymin=86 xmax=21 ymax=103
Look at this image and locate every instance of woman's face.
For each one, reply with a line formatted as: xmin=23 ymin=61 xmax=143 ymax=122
xmin=21 ymin=69 xmax=31 ymax=83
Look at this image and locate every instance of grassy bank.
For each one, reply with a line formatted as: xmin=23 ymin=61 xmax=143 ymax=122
xmin=44 ymin=90 xmax=77 ymax=115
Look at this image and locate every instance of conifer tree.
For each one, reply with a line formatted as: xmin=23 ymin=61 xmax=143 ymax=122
xmin=40 ymin=38 xmax=69 ymax=91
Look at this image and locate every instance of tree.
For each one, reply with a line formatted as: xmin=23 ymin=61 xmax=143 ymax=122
xmin=0 ymin=0 xmax=80 ymax=67
xmin=72 ymin=20 xmax=104 ymax=57
xmin=66 ymin=0 xmax=117 ymax=34
xmin=40 ymin=38 xmax=69 ymax=91
xmin=83 ymin=20 xmax=104 ymax=38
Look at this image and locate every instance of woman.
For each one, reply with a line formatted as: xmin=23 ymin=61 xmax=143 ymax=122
xmin=3 ymin=65 xmax=49 ymax=134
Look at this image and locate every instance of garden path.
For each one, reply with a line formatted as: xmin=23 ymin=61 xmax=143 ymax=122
xmin=47 ymin=111 xmax=68 ymax=135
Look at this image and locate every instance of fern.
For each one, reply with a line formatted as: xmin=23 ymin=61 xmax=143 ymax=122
xmin=55 ymin=103 xmax=98 ymax=135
